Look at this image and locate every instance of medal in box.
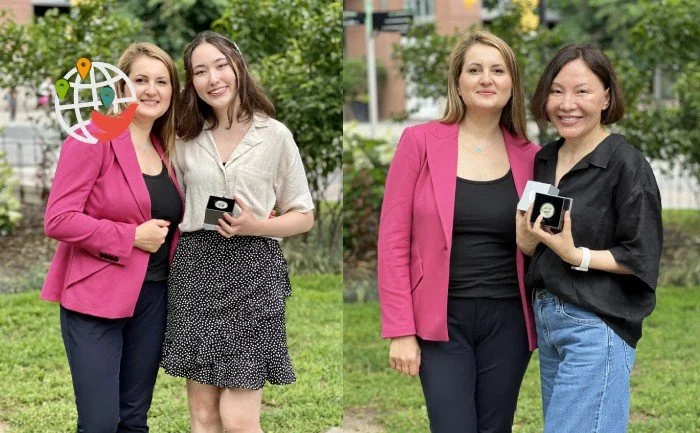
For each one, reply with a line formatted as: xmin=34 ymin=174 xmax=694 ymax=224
xmin=518 ymin=180 xmax=560 ymax=211
xmin=530 ymin=192 xmax=572 ymax=233
xmin=203 ymin=195 xmax=237 ymax=230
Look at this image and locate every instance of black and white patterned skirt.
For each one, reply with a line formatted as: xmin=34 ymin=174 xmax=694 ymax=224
xmin=161 ymin=230 xmax=295 ymax=390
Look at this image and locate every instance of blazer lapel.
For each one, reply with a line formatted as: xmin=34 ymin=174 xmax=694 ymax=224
xmin=502 ymin=126 xmax=532 ymax=198
xmin=112 ymin=130 xmax=150 ymax=220
xmin=426 ymin=123 xmax=458 ymax=249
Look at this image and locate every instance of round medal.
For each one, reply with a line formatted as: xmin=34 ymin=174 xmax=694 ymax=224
xmin=540 ymin=202 xmax=555 ymax=218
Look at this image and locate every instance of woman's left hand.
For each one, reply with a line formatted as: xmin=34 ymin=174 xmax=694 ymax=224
xmin=216 ymin=197 xmax=261 ymax=238
xmin=528 ymin=210 xmax=581 ymax=266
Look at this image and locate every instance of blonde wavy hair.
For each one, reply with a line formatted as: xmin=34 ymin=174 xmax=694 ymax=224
xmin=440 ymin=31 xmax=528 ymax=141
xmin=116 ymin=42 xmax=180 ymax=164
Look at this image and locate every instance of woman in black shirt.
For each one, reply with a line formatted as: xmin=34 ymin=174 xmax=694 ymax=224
xmin=517 ymin=44 xmax=662 ymax=433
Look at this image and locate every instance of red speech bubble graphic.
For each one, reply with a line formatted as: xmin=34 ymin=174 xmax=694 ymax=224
xmin=89 ymin=103 xmax=139 ymax=142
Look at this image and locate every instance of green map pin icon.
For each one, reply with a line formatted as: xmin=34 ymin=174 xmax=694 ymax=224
xmin=99 ymin=87 xmax=115 ymax=108
xmin=55 ymin=79 xmax=69 ymax=100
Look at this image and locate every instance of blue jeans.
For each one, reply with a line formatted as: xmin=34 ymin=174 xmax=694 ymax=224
xmin=533 ymin=289 xmax=636 ymax=433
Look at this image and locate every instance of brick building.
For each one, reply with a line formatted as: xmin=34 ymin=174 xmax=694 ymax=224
xmin=344 ymin=0 xmax=483 ymax=121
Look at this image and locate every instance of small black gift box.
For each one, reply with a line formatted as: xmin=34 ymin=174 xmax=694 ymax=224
xmin=203 ymin=195 xmax=237 ymax=230
xmin=530 ymin=192 xmax=572 ymax=233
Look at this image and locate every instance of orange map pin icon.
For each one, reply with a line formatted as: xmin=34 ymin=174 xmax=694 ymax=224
xmin=77 ymin=58 xmax=91 ymax=79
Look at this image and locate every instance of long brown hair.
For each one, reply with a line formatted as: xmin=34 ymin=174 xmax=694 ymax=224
xmin=440 ymin=31 xmax=529 ymax=141
xmin=116 ymin=42 xmax=180 ymax=162
xmin=177 ymin=31 xmax=275 ymax=141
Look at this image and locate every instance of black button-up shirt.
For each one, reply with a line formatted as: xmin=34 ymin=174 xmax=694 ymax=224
xmin=526 ymin=134 xmax=663 ymax=347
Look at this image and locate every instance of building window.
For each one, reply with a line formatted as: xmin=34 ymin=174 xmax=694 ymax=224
xmin=405 ymin=0 xmax=435 ymax=18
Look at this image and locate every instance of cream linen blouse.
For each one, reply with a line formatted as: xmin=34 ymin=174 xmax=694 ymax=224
xmin=173 ymin=113 xmax=314 ymax=235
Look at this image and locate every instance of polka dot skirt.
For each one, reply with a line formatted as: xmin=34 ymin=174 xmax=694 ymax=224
xmin=160 ymin=230 xmax=295 ymax=390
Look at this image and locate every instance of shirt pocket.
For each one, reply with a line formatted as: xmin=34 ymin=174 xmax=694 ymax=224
xmin=571 ymin=204 xmax=604 ymax=246
xmin=233 ymin=166 xmax=272 ymax=213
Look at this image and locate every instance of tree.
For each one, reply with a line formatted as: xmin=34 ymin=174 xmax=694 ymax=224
xmin=0 ymin=0 xmax=141 ymax=197
xmin=0 ymin=0 xmax=140 ymax=89
xmin=213 ymin=0 xmax=343 ymax=253
xmin=113 ymin=0 xmax=229 ymax=60
xmin=391 ymin=0 xmax=700 ymax=179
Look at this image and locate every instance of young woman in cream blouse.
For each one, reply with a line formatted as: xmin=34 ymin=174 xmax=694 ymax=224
xmin=160 ymin=31 xmax=314 ymax=433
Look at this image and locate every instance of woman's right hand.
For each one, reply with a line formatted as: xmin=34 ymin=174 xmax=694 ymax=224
xmin=516 ymin=205 xmax=539 ymax=256
xmin=134 ymin=219 xmax=170 ymax=253
xmin=389 ymin=335 xmax=421 ymax=377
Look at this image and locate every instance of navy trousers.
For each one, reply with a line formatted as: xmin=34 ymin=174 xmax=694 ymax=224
xmin=60 ymin=280 xmax=166 ymax=433
xmin=418 ymin=297 xmax=532 ymax=433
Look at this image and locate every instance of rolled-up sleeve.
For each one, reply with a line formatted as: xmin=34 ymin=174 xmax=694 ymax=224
xmin=275 ymin=131 xmax=314 ymax=214
xmin=609 ymin=187 xmax=663 ymax=291
xmin=377 ymin=128 xmax=421 ymax=338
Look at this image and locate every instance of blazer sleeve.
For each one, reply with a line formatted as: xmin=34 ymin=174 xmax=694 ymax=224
xmin=44 ymin=137 xmax=136 ymax=264
xmin=377 ymin=127 xmax=422 ymax=338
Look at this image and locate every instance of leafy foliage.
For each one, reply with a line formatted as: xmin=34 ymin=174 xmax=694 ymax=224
xmin=391 ymin=0 xmax=700 ymax=178
xmin=342 ymin=133 xmax=391 ymax=264
xmin=214 ymin=0 xmax=343 ymax=254
xmin=0 ymin=0 xmax=141 ymax=89
xmin=0 ymin=0 xmax=141 ymax=198
xmin=392 ymin=22 xmax=459 ymax=102
xmin=114 ymin=0 xmax=228 ymax=59
xmin=343 ymin=57 xmax=387 ymax=104
xmin=0 ymin=151 xmax=22 ymax=235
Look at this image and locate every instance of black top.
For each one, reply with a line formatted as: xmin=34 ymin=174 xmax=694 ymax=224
xmin=143 ymin=163 xmax=183 ymax=282
xmin=526 ymin=134 xmax=663 ymax=347
xmin=449 ymin=170 xmax=520 ymax=298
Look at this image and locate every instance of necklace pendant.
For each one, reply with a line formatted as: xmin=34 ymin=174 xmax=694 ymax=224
xmin=475 ymin=146 xmax=482 ymax=153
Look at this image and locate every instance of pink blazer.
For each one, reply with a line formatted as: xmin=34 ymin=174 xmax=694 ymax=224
xmin=41 ymin=128 xmax=184 ymax=319
xmin=377 ymin=121 xmax=540 ymax=351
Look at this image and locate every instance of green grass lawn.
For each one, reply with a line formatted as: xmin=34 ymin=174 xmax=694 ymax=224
xmin=344 ymin=286 xmax=700 ymax=433
xmin=0 ymin=274 xmax=342 ymax=433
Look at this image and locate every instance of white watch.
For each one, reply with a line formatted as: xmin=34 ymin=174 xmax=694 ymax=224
xmin=571 ymin=247 xmax=591 ymax=272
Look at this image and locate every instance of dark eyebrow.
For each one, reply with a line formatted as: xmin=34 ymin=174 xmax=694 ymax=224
xmin=133 ymin=74 xmax=169 ymax=80
xmin=551 ymin=81 xmax=593 ymax=88
xmin=465 ymin=62 xmax=506 ymax=68
xmin=193 ymin=57 xmax=228 ymax=69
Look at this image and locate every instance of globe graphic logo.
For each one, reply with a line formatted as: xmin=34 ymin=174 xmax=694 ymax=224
xmin=52 ymin=60 xmax=137 ymax=144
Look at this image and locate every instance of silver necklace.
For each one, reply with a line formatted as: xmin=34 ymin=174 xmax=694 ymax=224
xmin=459 ymin=129 xmax=497 ymax=153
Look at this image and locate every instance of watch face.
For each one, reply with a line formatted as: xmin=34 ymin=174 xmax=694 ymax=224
xmin=540 ymin=202 xmax=555 ymax=218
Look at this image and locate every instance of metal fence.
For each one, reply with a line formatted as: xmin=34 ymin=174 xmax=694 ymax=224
xmin=2 ymin=131 xmax=699 ymax=209
xmin=651 ymin=160 xmax=700 ymax=210
xmin=0 ymin=124 xmax=60 ymax=203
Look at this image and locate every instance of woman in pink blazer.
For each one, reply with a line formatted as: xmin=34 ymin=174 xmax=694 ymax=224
xmin=41 ymin=43 xmax=183 ymax=432
xmin=377 ymin=31 xmax=539 ymax=433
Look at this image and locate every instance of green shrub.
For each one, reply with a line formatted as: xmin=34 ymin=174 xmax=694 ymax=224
xmin=0 ymin=261 xmax=49 ymax=294
xmin=0 ymin=150 xmax=21 ymax=235
xmin=283 ymin=224 xmax=342 ymax=276
xmin=343 ymin=133 xmax=392 ymax=264
xmin=659 ymin=209 xmax=700 ymax=286
xmin=343 ymin=57 xmax=387 ymax=104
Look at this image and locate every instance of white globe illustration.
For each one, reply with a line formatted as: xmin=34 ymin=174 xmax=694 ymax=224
xmin=52 ymin=61 xmax=137 ymax=144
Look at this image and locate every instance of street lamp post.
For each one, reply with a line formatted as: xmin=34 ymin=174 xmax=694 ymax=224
xmin=365 ymin=0 xmax=379 ymax=137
